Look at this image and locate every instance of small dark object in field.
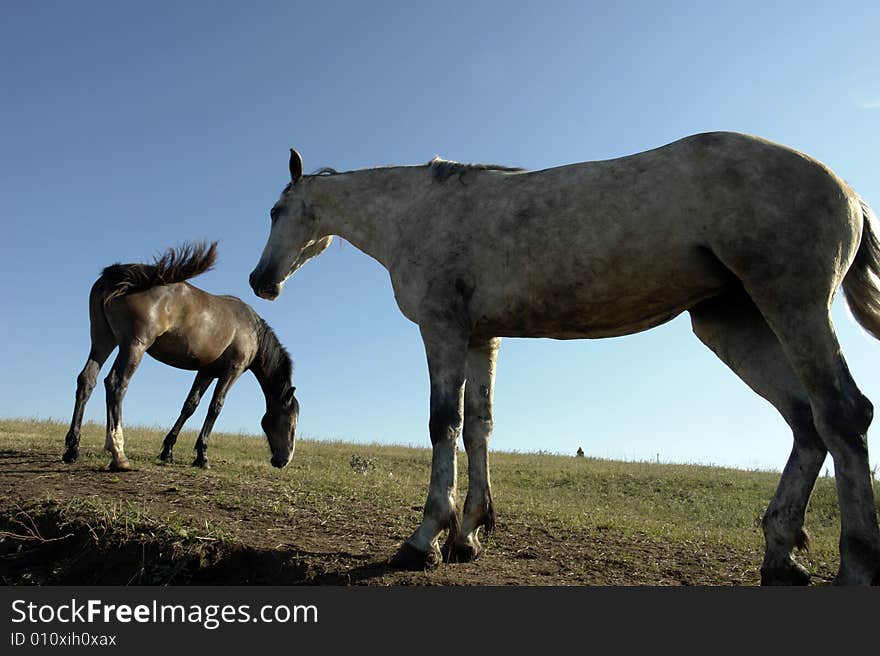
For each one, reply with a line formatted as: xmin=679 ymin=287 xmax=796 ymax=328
xmin=350 ymin=455 xmax=376 ymax=474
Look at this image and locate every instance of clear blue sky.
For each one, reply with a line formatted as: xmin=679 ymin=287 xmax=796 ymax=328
xmin=3 ymin=1 xmax=880 ymax=472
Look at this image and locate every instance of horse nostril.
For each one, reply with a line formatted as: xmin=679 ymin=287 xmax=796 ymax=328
xmin=249 ymin=271 xmax=259 ymax=289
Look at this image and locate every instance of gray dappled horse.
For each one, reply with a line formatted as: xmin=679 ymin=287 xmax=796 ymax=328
xmin=250 ymin=133 xmax=880 ymax=585
xmin=64 ymin=242 xmax=298 ymax=471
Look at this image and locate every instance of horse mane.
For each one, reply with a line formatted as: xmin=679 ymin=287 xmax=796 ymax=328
xmin=255 ymin=318 xmax=294 ymax=395
xmin=101 ymin=241 xmax=218 ymax=304
xmin=427 ymin=157 xmax=525 ymax=183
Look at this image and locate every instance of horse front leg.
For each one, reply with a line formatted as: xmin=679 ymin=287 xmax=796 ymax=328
xmin=390 ymin=324 xmax=468 ymax=570
xmin=445 ymin=337 xmax=500 ymax=563
xmin=192 ymin=370 xmax=242 ymax=469
xmin=159 ymin=371 xmax=214 ymax=463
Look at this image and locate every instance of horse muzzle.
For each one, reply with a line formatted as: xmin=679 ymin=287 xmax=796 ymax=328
xmin=249 ymin=271 xmax=283 ymax=300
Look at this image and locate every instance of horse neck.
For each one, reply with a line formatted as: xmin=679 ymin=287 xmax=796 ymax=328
xmin=249 ymin=327 xmax=291 ymax=409
xmin=308 ymin=168 xmax=420 ymax=267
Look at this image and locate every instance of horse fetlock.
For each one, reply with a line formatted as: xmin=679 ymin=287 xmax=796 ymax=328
xmin=444 ymin=535 xmax=482 ymax=564
xmin=795 ymin=527 xmax=810 ymax=551
xmin=462 ymin=496 xmax=495 ymax=536
xmin=64 ymin=429 xmax=79 ymax=449
xmin=482 ymin=490 xmax=496 ymax=534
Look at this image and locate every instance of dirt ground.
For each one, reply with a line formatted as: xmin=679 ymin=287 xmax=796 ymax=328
xmin=0 ymin=445 xmax=785 ymax=586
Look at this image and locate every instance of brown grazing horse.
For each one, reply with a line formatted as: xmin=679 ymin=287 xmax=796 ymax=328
xmin=63 ymin=242 xmax=298 ymax=471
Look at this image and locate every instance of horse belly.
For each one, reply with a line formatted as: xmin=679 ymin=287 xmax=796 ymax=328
xmin=147 ymin=331 xmax=226 ymax=371
xmin=473 ymin=251 xmax=732 ymax=340
xmin=476 ymin=291 xmax=713 ymax=339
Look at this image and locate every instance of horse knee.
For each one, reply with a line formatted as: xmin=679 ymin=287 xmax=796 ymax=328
xmin=429 ymin=405 xmax=463 ymax=445
xmin=463 ymin=415 xmax=493 ymax=446
xmin=103 ymin=370 xmax=120 ymax=393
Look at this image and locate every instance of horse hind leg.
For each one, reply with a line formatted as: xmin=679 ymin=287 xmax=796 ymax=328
xmin=690 ymin=289 xmax=826 ymax=585
xmin=64 ymin=292 xmax=117 ymax=462
xmin=63 ymin=344 xmax=115 ymax=462
xmin=747 ymin=295 xmax=880 ymax=585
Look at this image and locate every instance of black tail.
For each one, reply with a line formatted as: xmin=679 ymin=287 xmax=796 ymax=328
xmin=100 ymin=241 xmax=218 ymax=303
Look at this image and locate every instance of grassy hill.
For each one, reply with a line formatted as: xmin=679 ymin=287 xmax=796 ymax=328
xmin=1 ymin=417 xmax=868 ymax=585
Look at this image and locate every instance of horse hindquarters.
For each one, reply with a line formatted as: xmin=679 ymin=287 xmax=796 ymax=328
xmin=708 ymin=196 xmax=880 ymax=584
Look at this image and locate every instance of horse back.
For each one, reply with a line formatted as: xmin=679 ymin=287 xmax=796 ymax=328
xmin=104 ymin=282 xmax=259 ymax=372
xmin=392 ymin=132 xmax=857 ymax=339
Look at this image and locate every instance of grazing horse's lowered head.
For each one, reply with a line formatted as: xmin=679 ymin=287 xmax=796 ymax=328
xmin=254 ymin=319 xmax=300 ymax=468
xmin=249 ymin=149 xmax=333 ymax=300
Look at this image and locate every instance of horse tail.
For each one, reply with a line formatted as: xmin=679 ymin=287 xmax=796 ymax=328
xmin=842 ymin=198 xmax=880 ymax=340
xmin=99 ymin=241 xmax=218 ymax=304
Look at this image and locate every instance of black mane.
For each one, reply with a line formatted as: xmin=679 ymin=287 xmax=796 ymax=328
xmin=255 ymin=319 xmax=294 ymax=396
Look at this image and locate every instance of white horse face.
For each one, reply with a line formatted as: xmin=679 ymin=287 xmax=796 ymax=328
xmin=249 ymin=149 xmax=332 ymax=300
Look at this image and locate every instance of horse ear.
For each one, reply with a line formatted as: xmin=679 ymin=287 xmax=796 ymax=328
xmin=289 ymin=148 xmax=303 ymax=184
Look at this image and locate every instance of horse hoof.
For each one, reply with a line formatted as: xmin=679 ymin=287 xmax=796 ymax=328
xmin=389 ymin=542 xmax=441 ymax=570
xmin=109 ymin=459 xmax=132 ymax=472
xmin=158 ymin=451 xmax=174 ymax=464
xmin=444 ymin=539 xmax=482 ymax=564
xmin=832 ymin=565 xmax=880 ymax=586
xmin=62 ymin=448 xmax=79 ymax=463
xmin=192 ymin=458 xmax=210 ymax=469
xmin=760 ymin=562 xmax=811 ymax=586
